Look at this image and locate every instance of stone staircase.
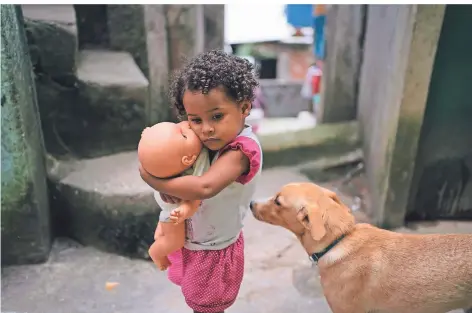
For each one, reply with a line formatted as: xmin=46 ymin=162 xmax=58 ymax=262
xmin=22 ymin=5 xmax=157 ymax=258
xmin=23 ymin=5 xmax=149 ymax=158
xmin=21 ymin=4 xmax=361 ymax=260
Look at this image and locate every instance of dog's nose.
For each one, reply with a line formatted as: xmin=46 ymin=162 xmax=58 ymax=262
xmin=249 ymin=201 xmax=255 ymax=211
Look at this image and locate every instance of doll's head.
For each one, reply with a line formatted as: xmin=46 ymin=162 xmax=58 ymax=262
xmin=138 ymin=121 xmax=202 ymax=178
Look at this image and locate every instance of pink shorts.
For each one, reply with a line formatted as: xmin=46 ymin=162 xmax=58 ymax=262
xmin=167 ymin=232 xmax=244 ymax=313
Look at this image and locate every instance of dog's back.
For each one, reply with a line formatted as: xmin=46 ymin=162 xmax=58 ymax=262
xmin=321 ymin=224 xmax=472 ymax=313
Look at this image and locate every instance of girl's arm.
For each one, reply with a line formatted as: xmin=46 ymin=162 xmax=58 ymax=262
xmin=139 ymin=149 xmax=249 ymax=200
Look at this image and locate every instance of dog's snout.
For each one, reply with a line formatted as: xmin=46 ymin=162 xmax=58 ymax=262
xmin=249 ymin=201 xmax=255 ymax=211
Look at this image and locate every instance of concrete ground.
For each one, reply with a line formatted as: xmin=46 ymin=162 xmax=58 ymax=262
xmin=2 ymin=167 xmax=471 ymax=313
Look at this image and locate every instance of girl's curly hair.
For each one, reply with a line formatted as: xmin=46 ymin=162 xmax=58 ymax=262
xmin=169 ymin=50 xmax=259 ymax=117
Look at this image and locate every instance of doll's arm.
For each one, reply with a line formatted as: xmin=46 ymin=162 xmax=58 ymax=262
xmin=169 ymin=199 xmax=201 ymax=224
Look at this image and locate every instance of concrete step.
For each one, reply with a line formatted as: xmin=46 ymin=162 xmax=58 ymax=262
xmin=50 ymin=49 xmax=149 ymax=158
xmin=48 ymin=151 xmax=157 ymax=259
xmin=22 ymin=5 xmax=78 ymax=79
xmin=260 ymin=121 xmax=360 ymax=168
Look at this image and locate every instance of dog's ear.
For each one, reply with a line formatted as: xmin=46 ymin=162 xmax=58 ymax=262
xmin=320 ymin=188 xmax=355 ymax=233
xmin=321 ymin=187 xmax=340 ymax=203
xmin=297 ymin=203 xmax=326 ymax=241
xmin=322 ymin=188 xmax=351 ymax=213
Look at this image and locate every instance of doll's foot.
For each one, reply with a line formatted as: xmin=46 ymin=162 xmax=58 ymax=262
xmin=155 ymin=255 xmax=171 ymax=271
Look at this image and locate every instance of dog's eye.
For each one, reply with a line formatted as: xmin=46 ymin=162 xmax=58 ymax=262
xmin=274 ymin=196 xmax=281 ymax=206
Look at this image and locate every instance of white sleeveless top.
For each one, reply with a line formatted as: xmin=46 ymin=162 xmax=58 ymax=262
xmin=185 ymin=125 xmax=263 ymax=250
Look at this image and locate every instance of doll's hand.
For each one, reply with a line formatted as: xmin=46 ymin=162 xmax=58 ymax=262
xmin=169 ymin=207 xmax=188 ymax=224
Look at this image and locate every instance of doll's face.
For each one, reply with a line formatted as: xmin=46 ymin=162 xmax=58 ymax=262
xmin=138 ymin=121 xmax=203 ymax=178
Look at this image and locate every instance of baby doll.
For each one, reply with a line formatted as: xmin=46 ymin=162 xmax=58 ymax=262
xmin=138 ymin=121 xmax=209 ymax=270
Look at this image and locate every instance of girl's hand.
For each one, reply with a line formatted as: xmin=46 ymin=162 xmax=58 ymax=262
xmin=160 ymin=193 xmax=181 ymax=204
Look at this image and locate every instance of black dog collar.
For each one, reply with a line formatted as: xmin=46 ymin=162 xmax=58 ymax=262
xmin=309 ymin=234 xmax=346 ymax=263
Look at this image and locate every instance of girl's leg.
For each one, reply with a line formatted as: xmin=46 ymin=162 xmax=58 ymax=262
xmin=182 ymin=233 xmax=244 ymax=313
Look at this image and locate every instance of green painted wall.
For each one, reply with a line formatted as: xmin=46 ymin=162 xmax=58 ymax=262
xmin=1 ymin=5 xmax=51 ymax=265
xmin=408 ymin=5 xmax=472 ymax=219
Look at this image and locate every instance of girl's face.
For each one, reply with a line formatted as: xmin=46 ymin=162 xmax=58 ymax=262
xmin=183 ymin=87 xmax=251 ymax=151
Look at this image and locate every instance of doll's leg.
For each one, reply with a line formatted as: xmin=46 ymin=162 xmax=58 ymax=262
xmin=148 ymin=221 xmax=185 ymax=270
xmin=149 ymin=241 xmax=170 ymax=270
xmin=149 ymin=222 xmax=170 ymax=270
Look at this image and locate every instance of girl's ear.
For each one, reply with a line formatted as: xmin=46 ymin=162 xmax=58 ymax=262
xmin=241 ymin=101 xmax=252 ymax=116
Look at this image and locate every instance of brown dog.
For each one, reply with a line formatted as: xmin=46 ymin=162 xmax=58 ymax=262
xmin=250 ymin=182 xmax=472 ymax=313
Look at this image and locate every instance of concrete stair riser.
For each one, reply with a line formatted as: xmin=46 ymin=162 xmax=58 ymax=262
xmin=260 ymin=121 xmax=360 ymax=168
xmin=59 ymin=50 xmax=148 ymax=158
xmin=50 ymin=182 xmax=158 ymax=258
xmin=22 ymin=5 xmax=78 ymax=79
xmin=35 ymin=50 xmax=149 ymax=158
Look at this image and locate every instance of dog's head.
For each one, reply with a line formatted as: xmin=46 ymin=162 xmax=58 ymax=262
xmin=250 ymin=183 xmax=354 ymax=242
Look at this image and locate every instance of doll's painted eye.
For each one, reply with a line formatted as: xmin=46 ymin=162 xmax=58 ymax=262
xmin=182 ymin=132 xmax=187 ymax=139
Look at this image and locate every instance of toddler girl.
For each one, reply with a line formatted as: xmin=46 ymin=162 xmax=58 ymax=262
xmin=139 ymin=50 xmax=263 ymax=313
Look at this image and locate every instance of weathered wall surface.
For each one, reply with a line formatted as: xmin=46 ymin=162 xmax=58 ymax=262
xmin=74 ymin=5 xmax=109 ymax=48
xmin=1 ymin=5 xmax=51 ymax=265
xmin=144 ymin=5 xmax=172 ymax=125
xmin=107 ymin=5 xmax=149 ymax=77
xmin=22 ymin=5 xmax=78 ymax=80
xmin=407 ymin=5 xmax=472 ymax=220
xmin=318 ymin=5 xmax=365 ymax=123
xmin=357 ymin=5 xmax=444 ymax=227
xmin=203 ymin=5 xmax=224 ymax=51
